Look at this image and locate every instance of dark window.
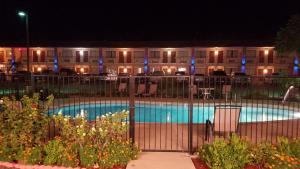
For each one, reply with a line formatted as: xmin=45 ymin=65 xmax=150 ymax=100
xmin=83 ymin=51 xmax=88 ymax=62
xmin=75 ymin=51 xmax=81 ymax=62
xmin=32 ymin=51 xmax=38 ymax=62
xmin=209 ymin=51 xmax=215 ymax=63
xmin=40 ymin=51 xmax=46 ymax=62
xmin=119 ymin=51 xmax=124 ymax=63
xmin=268 ymin=50 xmax=273 ymax=63
xmin=259 ymin=51 xmax=264 ymax=63
xmin=126 ymin=52 xmax=132 ymax=63
xmin=217 ymin=51 xmax=223 ymax=63
xmin=162 ymin=51 xmax=168 ymax=63
xmin=171 ymin=51 xmax=176 ymax=63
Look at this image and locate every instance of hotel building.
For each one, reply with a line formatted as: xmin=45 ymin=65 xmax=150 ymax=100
xmin=0 ymin=41 xmax=298 ymax=76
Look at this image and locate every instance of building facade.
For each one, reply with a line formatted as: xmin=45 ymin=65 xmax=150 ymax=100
xmin=0 ymin=45 xmax=298 ymax=76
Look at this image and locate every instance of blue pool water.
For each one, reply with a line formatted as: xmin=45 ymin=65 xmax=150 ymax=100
xmin=50 ymin=103 xmax=300 ymax=123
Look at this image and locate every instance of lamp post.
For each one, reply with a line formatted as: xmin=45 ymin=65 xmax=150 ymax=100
xmin=18 ymin=11 xmax=30 ymax=72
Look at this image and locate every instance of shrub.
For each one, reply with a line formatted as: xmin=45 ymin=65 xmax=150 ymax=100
xmin=43 ymin=138 xmax=65 ymax=165
xmin=199 ymin=134 xmax=251 ymax=169
xmin=79 ymin=144 xmax=98 ymax=168
xmin=60 ymin=142 xmax=79 ymax=167
xmin=17 ymin=146 xmax=43 ymax=165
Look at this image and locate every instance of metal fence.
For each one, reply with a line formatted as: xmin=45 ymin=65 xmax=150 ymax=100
xmin=0 ymin=74 xmax=300 ymax=153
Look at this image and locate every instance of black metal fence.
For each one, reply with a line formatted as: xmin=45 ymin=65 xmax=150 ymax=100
xmin=0 ymin=74 xmax=300 ymax=153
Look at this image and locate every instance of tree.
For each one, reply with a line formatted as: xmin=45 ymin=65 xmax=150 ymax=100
xmin=276 ymin=14 xmax=300 ymax=54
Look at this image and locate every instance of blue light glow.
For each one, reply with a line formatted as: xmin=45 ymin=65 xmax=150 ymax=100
xmin=11 ymin=49 xmax=16 ymax=73
xmin=241 ymin=65 xmax=246 ymax=73
xmin=241 ymin=56 xmax=246 ymax=65
xmin=144 ymin=65 xmax=148 ymax=73
xmin=294 ymin=57 xmax=299 ymax=65
xmin=53 ymin=49 xmax=59 ymax=73
xmin=191 ymin=65 xmax=195 ymax=74
xmin=294 ymin=66 xmax=299 ymax=75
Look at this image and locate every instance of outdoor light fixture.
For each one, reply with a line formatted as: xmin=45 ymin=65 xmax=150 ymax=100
xmin=167 ymin=51 xmax=171 ymax=56
xmin=124 ymin=68 xmax=127 ymax=73
xmin=214 ymin=50 xmax=219 ymax=56
xmin=18 ymin=11 xmax=26 ymax=17
xmin=167 ymin=68 xmax=171 ymax=73
xmin=263 ymin=68 xmax=268 ymax=75
xmin=79 ymin=50 xmax=84 ymax=56
xmin=80 ymin=67 xmax=84 ymax=73
xmin=37 ymin=67 xmax=42 ymax=72
xmin=37 ymin=50 xmax=41 ymax=55
xmin=264 ymin=50 xmax=269 ymax=55
xmin=123 ymin=51 xmax=127 ymax=55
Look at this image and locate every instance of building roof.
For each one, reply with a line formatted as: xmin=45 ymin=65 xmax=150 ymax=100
xmin=0 ymin=40 xmax=275 ymax=48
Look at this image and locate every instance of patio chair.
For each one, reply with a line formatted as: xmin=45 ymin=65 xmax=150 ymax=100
xmin=205 ymin=105 xmax=241 ymax=142
xmin=222 ymin=85 xmax=231 ymax=101
xmin=143 ymin=84 xmax=157 ymax=97
xmin=135 ymin=84 xmax=146 ymax=96
xmin=118 ymin=82 xmax=127 ymax=94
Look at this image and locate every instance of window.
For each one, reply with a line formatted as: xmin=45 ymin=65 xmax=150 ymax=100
xmin=32 ymin=51 xmax=38 ymax=62
xmin=259 ymin=51 xmax=264 ymax=63
xmin=150 ymin=51 xmax=160 ymax=58
xmin=40 ymin=51 xmax=46 ymax=62
xmin=119 ymin=52 xmax=124 ymax=63
xmin=126 ymin=52 xmax=132 ymax=63
xmin=162 ymin=51 xmax=168 ymax=63
xmin=21 ymin=50 xmax=27 ymax=58
xmin=83 ymin=51 xmax=89 ymax=62
xmin=217 ymin=51 xmax=224 ymax=63
xmin=268 ymin=50 xmax=273 ymax=63
xmin=105 ymin=51 xmax=116 ymax=58
xmin=171 ymin=51 xmax=176 ymax=63
xmin=75 ymin=51 xmax=81 ymax=62
xmin=209 ymin=51 xmax=215 ymax=63
xmin=226 ymin=50 xmax=238 ymax=58
xmin=195 ymin=50 xmax=206 ymax=58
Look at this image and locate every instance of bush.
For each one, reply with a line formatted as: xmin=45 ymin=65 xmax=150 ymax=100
xmin=199 ymin=134 xmax=251 ymax=169
xmin=17 ymin=146 xmax=43 ymax=165
xmin=43 ymin=138 xmax=65 ymax=166
xmin=79 ymin=144 xmax=98 ymax=168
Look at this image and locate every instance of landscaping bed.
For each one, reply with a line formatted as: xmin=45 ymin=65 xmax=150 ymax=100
xmin=0 ymin=94 xmax=139 ymax=169
xmin=194 ymin=134 xmax=300 ymax=169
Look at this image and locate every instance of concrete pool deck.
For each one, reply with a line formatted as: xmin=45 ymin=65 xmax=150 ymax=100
xmin=126 ymin=152 xmax=195 ymax=169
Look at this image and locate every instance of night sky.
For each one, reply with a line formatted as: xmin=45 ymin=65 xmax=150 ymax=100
xmin=0 ymin=0 xmax=299 ymax=44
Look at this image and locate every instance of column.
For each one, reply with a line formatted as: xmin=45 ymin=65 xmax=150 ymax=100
xmin=99 ymin=48 xmax=104 ymax=73
xmin=11 ymin=48 xmax=16 ymax=73
xmin=190 ymin=48 xmax=195 ymax=75
xmin=53 ymin=48 xmax=59 ymax=73
xmin=144 ymin=48 xmax=149 ymax=74
xmin=241 ymin=47 xmax=246 ymax=73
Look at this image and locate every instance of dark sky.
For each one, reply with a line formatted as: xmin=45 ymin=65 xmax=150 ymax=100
xmin=0 ymin=0 xmax=299 ymax=43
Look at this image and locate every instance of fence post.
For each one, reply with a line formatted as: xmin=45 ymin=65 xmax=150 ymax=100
xmin=31 ymin=73 xmax=35 ymax=93
xmin=129 ymin=76 xmax=135 ymax=143
xmin=188 ymin=75 xmax=194 ymax=154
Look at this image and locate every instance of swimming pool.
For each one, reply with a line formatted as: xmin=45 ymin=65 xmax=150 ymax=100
xmin=50 ymin=103 xmax=300 ymax=123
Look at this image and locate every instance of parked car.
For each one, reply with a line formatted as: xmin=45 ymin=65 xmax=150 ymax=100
xmin=175 ymin=71 xmax=188 ymax=83
xmin=264 ymin=72 xmax=285 ymax=84
xmin=12 ymin=71 xmax=31 ymax=82
xmin=231 ymin=72 xmax=251 ymax=84
xmin=194 ymin=73 xmax=205 ymax=84
xmin=59 ymin=68 xmax=78 ymax=76
xmin=150 ymin=71 xmax=165 ymax=83
xmin=210 ymin=70 xmax=230 ymax=84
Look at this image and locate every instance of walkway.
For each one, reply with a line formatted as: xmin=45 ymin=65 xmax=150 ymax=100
xmin=126 ymin=152 xmax=195 ymax=169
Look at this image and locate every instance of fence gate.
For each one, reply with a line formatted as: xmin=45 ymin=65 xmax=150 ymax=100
xmin=129 ymin=76 xmax=193 ymax=152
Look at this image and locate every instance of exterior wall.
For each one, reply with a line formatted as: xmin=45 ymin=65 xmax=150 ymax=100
xmin=0 ymin=46 xmax=296 ymax=76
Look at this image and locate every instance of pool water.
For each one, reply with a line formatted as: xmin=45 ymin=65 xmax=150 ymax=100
xmin=50 ymin=103 xmax=300 ymax=123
